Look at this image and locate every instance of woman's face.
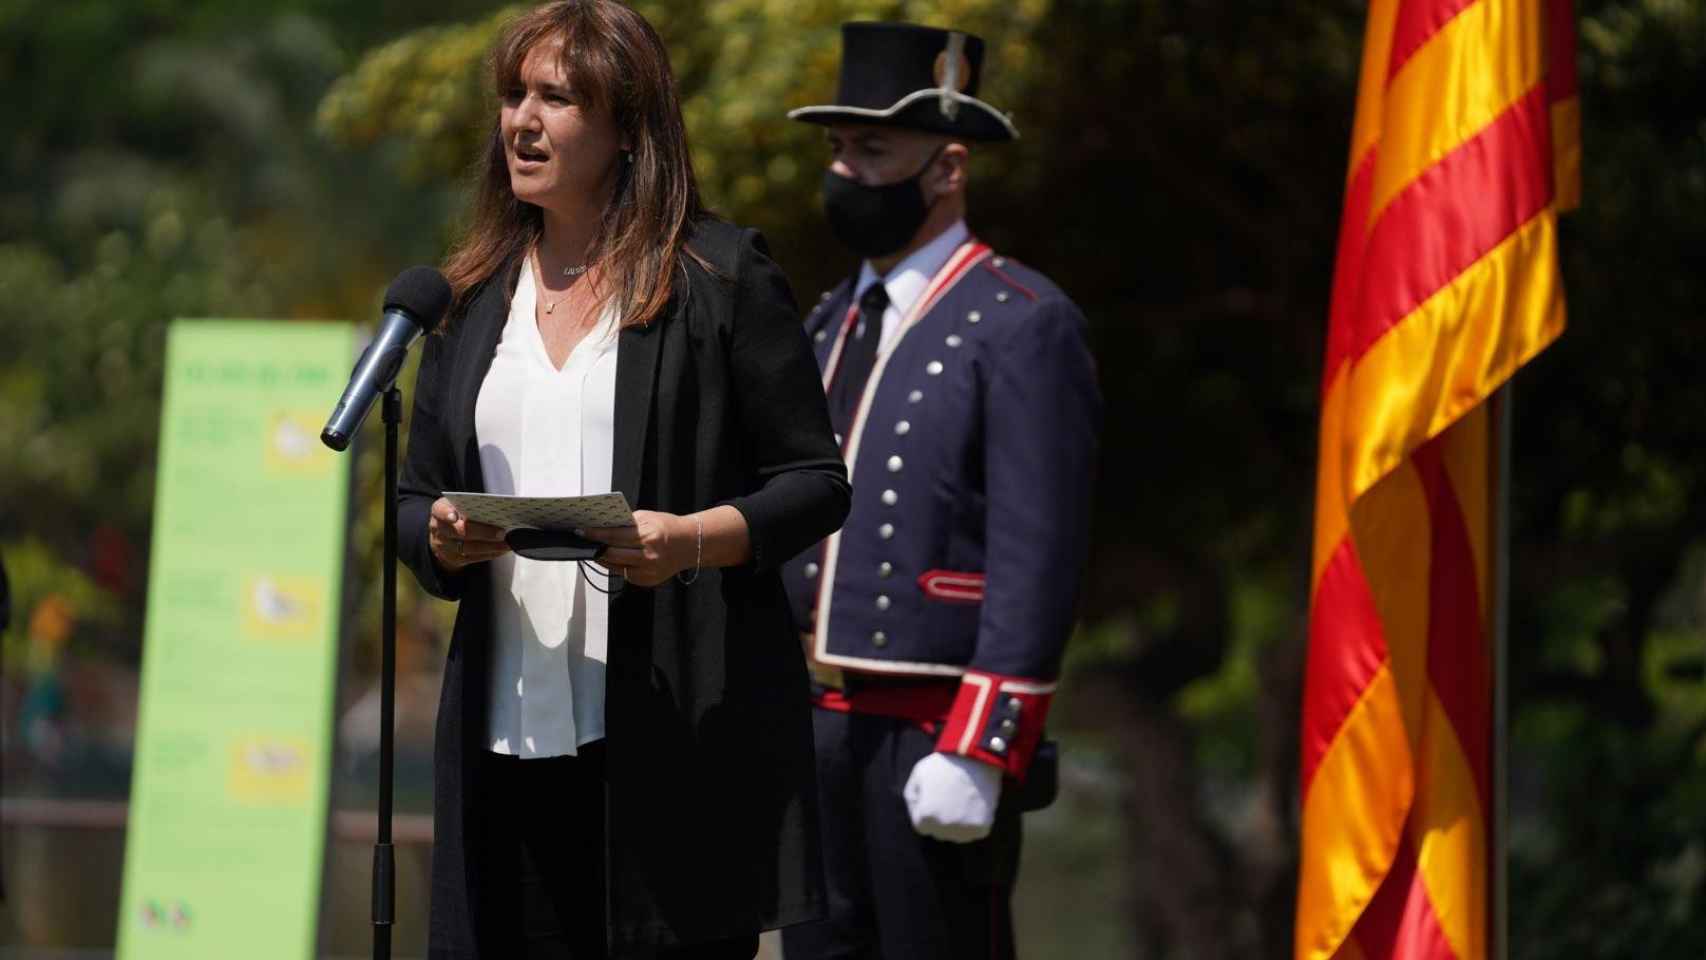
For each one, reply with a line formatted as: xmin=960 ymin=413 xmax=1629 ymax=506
xmin=500 ymin=41 xmax=628 ymax=214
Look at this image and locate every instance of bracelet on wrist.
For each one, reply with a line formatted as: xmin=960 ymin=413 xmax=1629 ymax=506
xmin=676 ymin=513 xmax=703 ymax=585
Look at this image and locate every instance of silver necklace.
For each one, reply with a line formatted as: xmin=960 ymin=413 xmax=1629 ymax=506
xmin=535 ymin=248 xmax=591 ymax=314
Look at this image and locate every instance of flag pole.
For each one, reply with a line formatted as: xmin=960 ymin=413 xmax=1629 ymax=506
xmin=1493 ymin=384 xmax=1513 ymax=960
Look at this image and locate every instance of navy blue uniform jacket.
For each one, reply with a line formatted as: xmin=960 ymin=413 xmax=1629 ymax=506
xmin=781 ymin=242 xmax=1100 ymax=778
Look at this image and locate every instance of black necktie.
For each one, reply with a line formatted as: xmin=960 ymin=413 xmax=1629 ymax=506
xmin=828 ymin=283 xmax=890 ymax=439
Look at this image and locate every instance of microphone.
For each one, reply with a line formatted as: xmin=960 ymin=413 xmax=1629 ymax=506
xmin=321 ymin=266 xmax=452 ymax=451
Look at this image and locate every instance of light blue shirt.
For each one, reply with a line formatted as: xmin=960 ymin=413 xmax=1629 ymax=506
xmin=853 ymin=219 xmax=970 ymax=354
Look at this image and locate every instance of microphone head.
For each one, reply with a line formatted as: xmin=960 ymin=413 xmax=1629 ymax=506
xmin=383 ymin=266 xmax=452 ymax=330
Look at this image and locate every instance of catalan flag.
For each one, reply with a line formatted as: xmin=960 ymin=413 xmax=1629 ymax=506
xmin=1296 ymin=1 xmax=1579 ymax=958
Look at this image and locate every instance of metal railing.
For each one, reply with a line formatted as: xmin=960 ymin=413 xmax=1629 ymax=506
xmin=0 ymin=798 xmax=433 ymax=843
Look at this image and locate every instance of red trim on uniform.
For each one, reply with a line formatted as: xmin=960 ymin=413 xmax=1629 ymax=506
xmin=820 ymin=301 xmax=864 ymax=404
xmin=818 ymin=240 xmax=991 ymax=399
xmin=982 ymin=262 xmax=1039 ymax=302
xmin=809 ymin=240 xmax=992 ymax=646
xmin=815 ymin=687 xmax=854 ymax=711
xmin=811 ymin=678 xmax=960 ymax=729
xmin=935 ymin=669 xmax=1055 ymax=781
xmin=917 ymin=241 xmax=993 ymax=318
xmin=917 ymin=569 xmax=986 ymax=603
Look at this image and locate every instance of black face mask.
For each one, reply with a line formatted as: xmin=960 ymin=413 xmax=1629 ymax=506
xmin=822 ymin=147 xmax=943 ymax=259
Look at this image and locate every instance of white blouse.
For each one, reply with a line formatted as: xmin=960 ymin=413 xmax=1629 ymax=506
xmin=475 ymin=258 xmax=619 ymax=758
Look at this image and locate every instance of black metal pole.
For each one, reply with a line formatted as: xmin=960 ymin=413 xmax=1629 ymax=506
xmin=373 ymin=387 xmax=401 ymax=960
xmin=1493 ymin=386 xmax=1512 ymax=960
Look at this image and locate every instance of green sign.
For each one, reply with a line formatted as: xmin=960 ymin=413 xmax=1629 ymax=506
xmin=118 ymin=321 xmax=354 ymax=960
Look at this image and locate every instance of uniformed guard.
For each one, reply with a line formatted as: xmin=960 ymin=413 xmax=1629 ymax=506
xmin=779 ymin=21 xmax=1102 ymax=959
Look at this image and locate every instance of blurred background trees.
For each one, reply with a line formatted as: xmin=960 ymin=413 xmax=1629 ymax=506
xmin=3 ymin=0 xmax=1704 ymax=956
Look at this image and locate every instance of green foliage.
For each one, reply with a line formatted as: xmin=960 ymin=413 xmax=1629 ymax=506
xmin=5 ymin=0 xmax=1706 ymax=955
xmin=316 ymin=9 xmax=516 ymax=182
xmin=0 ymin=189 xmax=282 ymax=551
xmin=1503 ymin=4 xmax=1706 ymax=949
xmin=0 ymin=538 xmax=124 ymax=661
xmin=1174 ymin=570 xmax=1295 ymax=780
xmin=1510 ymin=702 xmax=1706 ymax=958
xmin=316 ymin=0 xmax=1055 ymax=291
xmin=0 ymin=6 xmax=485 ymax=608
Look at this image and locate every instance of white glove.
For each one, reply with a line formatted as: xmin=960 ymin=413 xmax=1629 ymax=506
xmin=903 ymin=751 xmax=1003 ymax=843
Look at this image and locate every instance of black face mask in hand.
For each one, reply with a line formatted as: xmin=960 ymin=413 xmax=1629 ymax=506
xmin=821 ymin=146 xmax=944 ymax=259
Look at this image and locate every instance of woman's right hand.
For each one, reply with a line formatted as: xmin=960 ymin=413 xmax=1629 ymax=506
xmin=429 ymin=498 xmax=510 ymax=572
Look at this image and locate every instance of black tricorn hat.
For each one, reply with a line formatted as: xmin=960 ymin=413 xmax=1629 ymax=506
xmin=788 ymin=22 xmax=1018 ymax=142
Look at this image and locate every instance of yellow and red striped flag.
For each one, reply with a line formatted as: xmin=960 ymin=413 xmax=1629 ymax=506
xmin=1296 ymin=1 xmax=1579 ymax=958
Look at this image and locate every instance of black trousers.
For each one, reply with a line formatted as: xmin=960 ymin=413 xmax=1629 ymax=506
xmin=474 ymin=746 xmax=759 ymax=960
xmin=780 ymin=708 xmax=1022 ymax=960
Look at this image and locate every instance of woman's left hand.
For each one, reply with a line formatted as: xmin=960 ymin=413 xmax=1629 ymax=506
xmin=578 ymin=510 xmax=693 ymax=587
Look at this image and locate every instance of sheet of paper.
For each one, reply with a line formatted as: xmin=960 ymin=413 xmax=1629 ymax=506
xmin=441 ymin=491 xmax=635 ymax=531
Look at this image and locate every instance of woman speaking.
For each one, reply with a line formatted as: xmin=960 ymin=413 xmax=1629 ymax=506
xmin=395 ymin=2 xmax=847 ymax=957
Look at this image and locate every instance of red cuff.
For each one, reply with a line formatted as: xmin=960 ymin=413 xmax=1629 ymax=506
xmin=934 ymin=670 xmax=1056 ymax=781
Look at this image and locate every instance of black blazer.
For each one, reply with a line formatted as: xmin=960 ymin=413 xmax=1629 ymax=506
xmin=397 ymin=219 xmax=849 ymax=957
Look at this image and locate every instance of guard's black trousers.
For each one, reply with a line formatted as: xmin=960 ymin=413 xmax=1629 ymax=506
xmin=780 ymin=706 xmax=1022 ymax=960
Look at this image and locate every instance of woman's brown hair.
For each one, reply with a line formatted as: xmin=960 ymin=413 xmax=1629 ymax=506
xmin=442 ymin=0 xmax=707 ymax=326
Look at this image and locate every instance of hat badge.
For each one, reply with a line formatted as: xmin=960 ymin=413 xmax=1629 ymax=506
xmin=933 ymin=32 xmax=972 ymax=120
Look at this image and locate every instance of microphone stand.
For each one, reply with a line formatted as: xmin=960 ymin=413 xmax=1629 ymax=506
xmin=373 ymin=386 xmax=401 ymax=960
